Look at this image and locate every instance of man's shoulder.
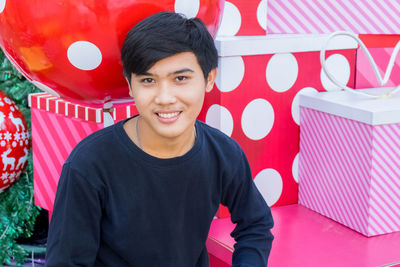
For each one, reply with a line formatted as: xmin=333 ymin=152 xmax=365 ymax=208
xmin=197 ymin=120 xmax=243 ymax=158
xmin=66 ymin=122 xmax=121 ymax=166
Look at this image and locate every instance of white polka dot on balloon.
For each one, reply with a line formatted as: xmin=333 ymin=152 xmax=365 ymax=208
xmin=67 ymin=41 xmax=102 ymax=71
xmin=254 ymin=168 xmax=283 ymax=206
xmin=216 ymin=1 xmax=241 ymax=37
xmin=0 ymin=0 xmax=5 ymax=13
xmin=241 ymin=98 xmax=274 ymax=140
xmin=291 ymin=87 xmax=318 ymax=125
xmin=32 ymin=81 xmax=60 ymax=97
xmin=257 ymin=0 xmax=267 ymax=30
xmin=215 ymin=56 xmax=245 ymax=92
xmin=320 ymin=54 xmax=350 ymax=91
xmin=205 ymin=104 xmax=234 ymax=136
xmin=266 ymin=53 xmax=298 ymax=92
xmin=12 ymin=141 xmax=16 ymax=147
xmin=174 ymin=0 xmax=199 ymax=18
xmin=292 ymin=153 xmax=299 ymax=183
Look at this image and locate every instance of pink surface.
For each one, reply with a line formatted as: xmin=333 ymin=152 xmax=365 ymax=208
xmin=299 ymin=107 xmax=400 ymax=236
xmin=267 ymin=0 xmax=400 ymax=34
xmin=207 ymin=204 xmax=400 ymax=267
xmin=356 ymin=47 xmax=400 ymax=89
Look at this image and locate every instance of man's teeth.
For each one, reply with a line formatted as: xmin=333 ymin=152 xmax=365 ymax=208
xmin=158 ymin=112 xmax=180 ymax=118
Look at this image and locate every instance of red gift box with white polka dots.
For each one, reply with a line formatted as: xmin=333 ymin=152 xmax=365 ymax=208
xmin=198 ymin=35 xmax=357 ymax=217
xmin=217 ymin=0 xmax=267 ymax=36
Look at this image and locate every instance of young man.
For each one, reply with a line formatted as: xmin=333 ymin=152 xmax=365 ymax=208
xmin=46 ymin=11 xmax=274 ymax=266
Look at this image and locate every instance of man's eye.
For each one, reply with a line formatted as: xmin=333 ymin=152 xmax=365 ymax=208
xmin=141 ymin=78 xmax=154 ymax=83
xmin=175 ymin=76 xmax=187 ymax=82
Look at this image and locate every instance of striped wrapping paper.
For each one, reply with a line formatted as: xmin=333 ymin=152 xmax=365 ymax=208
xmin=29 ymin=93 xmax=137 ymax=213
xmin=267 ymin=0 xmax=400 ymax=34
xmin=299 ymin=106 xmax=400 ymax=236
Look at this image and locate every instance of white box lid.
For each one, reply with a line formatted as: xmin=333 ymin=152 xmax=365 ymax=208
xmin=299 ymin=87 xmax=400 ymax=125
xmin=215 ymin=34 xmax=358 ymax=57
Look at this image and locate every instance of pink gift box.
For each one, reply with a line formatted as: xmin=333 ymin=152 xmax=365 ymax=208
xmin=299 ymin=88 xmax=400 ymax=236
xmin=266 ymin=0 xmax=400 ymax=34
xmin=28 ymin=93 xmax=137 ymax=215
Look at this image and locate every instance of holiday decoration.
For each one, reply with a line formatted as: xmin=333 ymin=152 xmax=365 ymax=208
xmin=0 ymin=49 xmax=40 ymax=265
xmin=29 ymin=93 xmax=137 ymax=218
xmin=0 ymin=0 xmax=224 ymax=106
xmin=0 ymin=91 xmax=29 ymax=192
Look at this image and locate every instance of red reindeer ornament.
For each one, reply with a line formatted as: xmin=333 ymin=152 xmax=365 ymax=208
xmin=0 ymin=91 xmax=29 ymax=193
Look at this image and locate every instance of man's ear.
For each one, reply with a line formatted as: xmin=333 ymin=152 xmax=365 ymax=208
xmin=205 ymin=68 xmax=217 ymax=93
xmin=125 ymin=76 xmax=134 ymax=98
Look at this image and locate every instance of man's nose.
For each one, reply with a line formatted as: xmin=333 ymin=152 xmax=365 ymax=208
xmin=154 ymin=82 xmax=177 ymax=105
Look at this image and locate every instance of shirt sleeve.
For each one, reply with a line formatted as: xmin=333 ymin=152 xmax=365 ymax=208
xmin=45 ymin=163 xmax=103 ymax=266
xmin=221 ymin=150 xmax=274 ymax=267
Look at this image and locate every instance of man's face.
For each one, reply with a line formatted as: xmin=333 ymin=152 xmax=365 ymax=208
xmin=128 ymin=52 xmax=216 ymax=142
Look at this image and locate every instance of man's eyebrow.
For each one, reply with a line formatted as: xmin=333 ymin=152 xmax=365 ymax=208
xmin=168 ymin=68 xmax=194 ymax=76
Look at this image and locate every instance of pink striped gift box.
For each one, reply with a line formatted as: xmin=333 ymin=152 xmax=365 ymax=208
xmin=298 ymin=88 xmax=400 ymax=236
xmin=28 ymin=93 xmax=137 ymax=215
xmin=266 ymin=0 xmax=400 ymax=34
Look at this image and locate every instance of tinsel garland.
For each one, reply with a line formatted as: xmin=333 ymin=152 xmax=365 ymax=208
xmin=0 ymin=49 xmax=42 ymax=264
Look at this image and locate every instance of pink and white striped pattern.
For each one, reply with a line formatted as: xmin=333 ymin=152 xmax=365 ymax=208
xmin=299 ymin=107 xmax=400 ymax=236
xmin=31 ymin=108 xmax=103 ymax=212
xmin=267 ymin=0 xmax=400 ymax=34
xmin=356 ymin=47 xmax=400 ymax=89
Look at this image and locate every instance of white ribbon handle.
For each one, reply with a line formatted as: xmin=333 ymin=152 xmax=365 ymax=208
xmin=320 ymin=31 xmax=400 ymax=99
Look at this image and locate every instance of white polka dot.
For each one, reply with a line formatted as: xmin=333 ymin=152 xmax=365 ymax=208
xmin=205 ymin=104 xmax=234 ymax=136
xmin=241 ymin=98 xmax=274 ymax=140
xmin=257 ymin=0 xmax=267 ymax=30
xmin=291 ymin=87 xmax=318 ymax=125
xmin=1 ymin=141 xmax=5 ymax=146
xmin=67 ymin=41 xmax=102 ymax=71
xmin=254 ymin=168 xmax=283 ymax=206
xmin=174 ymin=0 xmax=199 ymax=18
xmin=12 ymin=141 xmax=16 ymax=147
xmin=321 ymin=54 xmax=350 ymax=91
xmin=292 ymin=153 xmax=299 ymax=183
xmin=25 ymin=140 xmax=28 ymax=145
xmin=31 ymin=81 xmax=60 ymax=97
xmin=20 ymin=141 xmax=23 ymax=146
xmin=266 ymin=53 xmax=298 ymax=92
xmin=216 ymin=1 xmax=241 ymax=36
xmin=215 ymin=56 xmax=245 ymax=92
xmin=0 ymin=0 xmax=5 ymax=13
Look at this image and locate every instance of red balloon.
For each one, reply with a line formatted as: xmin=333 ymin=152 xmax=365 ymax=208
xmin=0 ymin=0 xmax=224 ymax=107
xmin=0 ymin=91 xmax=29 ymax=193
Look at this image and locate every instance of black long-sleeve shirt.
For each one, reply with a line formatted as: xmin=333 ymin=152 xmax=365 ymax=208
xmin=46 ymin=118 xmax=274 ymax=266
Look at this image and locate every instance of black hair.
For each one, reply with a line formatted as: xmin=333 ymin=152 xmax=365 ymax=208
xmin=121 ymin=11 xmax=218 ymax=81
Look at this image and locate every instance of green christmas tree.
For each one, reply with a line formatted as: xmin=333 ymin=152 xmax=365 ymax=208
xmin=0 ymin=49 xmax=42 ymax=264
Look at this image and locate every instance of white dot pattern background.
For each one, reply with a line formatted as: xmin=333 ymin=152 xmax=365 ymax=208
xmin=291 ymin=87 xmax=318 ymax=125
xmin=254 ymin=168 xmax=283 ymax=206
xmin=241 ymin=98 xmax=274 ymax=140
xmin=67 ymin=41 xmax=102 ymax=71
xmin=266 ymin=53 xmax=299 ymax=92
xmin=174 ymin=0 xmax=200 ymax=18
xmin=206 ymin=104 xmax=234 ymax=137
xmin=321 ymin=54 xmax=351 ymax=91
xmin=257 ymin=0 xmax=268 ymax=30
xmin=216 ymin=1 xmax=241 ymax=36
xmin=0 ymin=0 xmax=5 ymax=13
xmin=215 ymin=56 xmax=245 ymax=92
